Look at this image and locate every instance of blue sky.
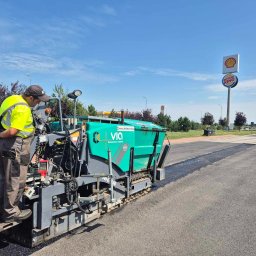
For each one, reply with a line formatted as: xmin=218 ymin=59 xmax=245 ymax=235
xmin=0 ymin=0 xmax=256 ymax=123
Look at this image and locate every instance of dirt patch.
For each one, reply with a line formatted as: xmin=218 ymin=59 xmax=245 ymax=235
xmin=165 ymin=135 xmax=238 ymax=145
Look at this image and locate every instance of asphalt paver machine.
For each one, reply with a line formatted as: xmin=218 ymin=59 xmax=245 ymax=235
xmin=0 ymin=96 xmax=169 ymax=247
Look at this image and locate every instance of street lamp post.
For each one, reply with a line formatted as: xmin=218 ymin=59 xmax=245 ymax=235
xmin=218 ymin=104 xmax=223 ymax=119
xmin=26 ymin=73 xmax=31 ymax=85
xmin=143 ymin=96 xmax=147 ymax=109
xmin=68 ymin=89 xmax=82 ymax=128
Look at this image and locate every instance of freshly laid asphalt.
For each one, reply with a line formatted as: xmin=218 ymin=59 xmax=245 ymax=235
xmin=1 ymin=135 xmax=256 ymax=256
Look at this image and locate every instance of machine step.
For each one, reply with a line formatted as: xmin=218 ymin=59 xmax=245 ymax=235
xmin=0 ymin=221 xmax=20 ymax=233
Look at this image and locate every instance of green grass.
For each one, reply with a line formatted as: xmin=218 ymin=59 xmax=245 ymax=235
xmin=166 ymin=130 xmax=256 ymax=140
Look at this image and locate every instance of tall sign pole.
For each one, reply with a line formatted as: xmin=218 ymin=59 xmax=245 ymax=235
xmin=226 ymin=87 xmax=231 ymax=127
xmin=222 ymin=54 xmax=239 ymax=129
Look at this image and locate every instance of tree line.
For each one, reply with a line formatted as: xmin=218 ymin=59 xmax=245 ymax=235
xmin=0 ymin=82 xmax=248 ymax=131
xmin=109 ymin=110 xmax=247 ymax=131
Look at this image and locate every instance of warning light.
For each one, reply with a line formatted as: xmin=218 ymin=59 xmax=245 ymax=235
xmin=38 ymin=159 xmax=48 ymax=181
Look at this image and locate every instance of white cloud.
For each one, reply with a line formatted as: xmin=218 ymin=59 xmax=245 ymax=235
xmin=0 ymin=34 xmax=15 ymax=44
xmin=123 ymin=70 xmax=142 ymax=76
xmin=0 ymin=53 xmax=118 ymax=84
xmin=79 ymin=16 xmax=105 ymax=27
xmin=0 ymin=53 xmax=57 ymax=71
xmin=0 ymin=15 xmax=106 ymax=55
xmin=101 ymin=5 xmax=117 ymax=16
xmin=124 ymin=66 xmax=219 ymax=81
xmin=0 ymin=16 xmax=21 ymax=30
xmin=208 ymin=96 xmax=221 ymax=100
xmin=153 ymin=69 xmax=218 ymax=81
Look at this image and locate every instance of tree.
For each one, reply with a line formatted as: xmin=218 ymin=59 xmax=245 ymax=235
xmin=201 ymin=112 xmax=214 ymax=126
xmin=87 ymin=104 xmax=97 ymax=116
xmin=219 ymin=118 xmax=227 ymax=128
xmin=50 ymin=84 xmax=88 ymax=117
xmin=177 ymin=117 xmax=191 ymax=132
xmin=125 ymin=111 xmax=143 ymax=120
xmin=108 ymin=109 xmax=120 ymax=118
xmin=234 ymin=112 xmax=247 ymax=130
xmin=169 ymin=120 xmax=179 ymax=132
xmin=76 ymin=101 xmax=88 ymax=116
xmin=156 ymin=113 xmax=171 ymax=129
xmin=190 ymin=121 xmax=202 ymax=130
xmin=0 ymin=81 xmax=26 ymax=104
xmin=142 ymin=109 xmax=155 ymax=122
xmin=52 ymin=84 xmax=65 ymax=98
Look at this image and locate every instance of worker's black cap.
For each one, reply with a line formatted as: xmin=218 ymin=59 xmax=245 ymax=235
xmin=24 ymin=85 xmax=50 ymax=102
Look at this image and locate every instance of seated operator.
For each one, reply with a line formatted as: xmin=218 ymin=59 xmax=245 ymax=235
xmin=0 ymin=85 xmax=50 ymax=223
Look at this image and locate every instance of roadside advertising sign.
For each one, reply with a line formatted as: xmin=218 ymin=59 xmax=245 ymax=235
xmin=222 ymin=73 xmax=238 ymax=88
xmin=222 ymin=54 xmax=239 ymax=74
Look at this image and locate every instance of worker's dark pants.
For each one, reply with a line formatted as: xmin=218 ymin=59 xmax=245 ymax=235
xmin=0 ymin=136 xmax=32 ymax=219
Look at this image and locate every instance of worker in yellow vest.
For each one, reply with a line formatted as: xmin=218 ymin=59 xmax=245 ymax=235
xmin=0 ymin=85 xmax=50 ymax=223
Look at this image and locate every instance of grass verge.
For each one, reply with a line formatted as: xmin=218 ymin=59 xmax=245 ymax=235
xmin=166 ymin=130 xmax=256 ymax=140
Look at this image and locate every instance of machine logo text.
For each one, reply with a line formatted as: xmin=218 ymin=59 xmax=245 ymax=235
xmin=111 ymin=132 xmax=123 ymax=141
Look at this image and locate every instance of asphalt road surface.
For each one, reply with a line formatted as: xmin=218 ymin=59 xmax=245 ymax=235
xmin=1 ymin=135 xmax=256 ymax=256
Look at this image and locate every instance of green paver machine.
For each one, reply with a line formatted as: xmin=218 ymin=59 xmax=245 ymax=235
xmin=0 ymin=98 xmax=169 ymax=247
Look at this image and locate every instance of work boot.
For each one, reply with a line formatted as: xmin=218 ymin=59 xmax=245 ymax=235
xmin=1 ymin=217 xmax=18 ymax=223
xmin=13 ymin=209 xmax=32 ymax=221
xmin=0 ymin=209 xmax=32 ymax=223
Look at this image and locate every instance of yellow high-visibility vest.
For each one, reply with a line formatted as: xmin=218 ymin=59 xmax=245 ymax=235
xmin=0 ymin=95 xmax=34 ymax=138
